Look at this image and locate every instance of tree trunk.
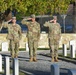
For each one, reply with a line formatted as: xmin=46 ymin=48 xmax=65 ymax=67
xmin=73 ymin=1 xmax=76 ymax=33
xmin=4 ymin=8 xmax=12 ymax=21
xmin=4 ymin=12 xmax=12 ymax=21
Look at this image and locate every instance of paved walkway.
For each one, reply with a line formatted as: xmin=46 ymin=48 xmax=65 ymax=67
xmin=0 ymin=50 xmax=76 ymax=75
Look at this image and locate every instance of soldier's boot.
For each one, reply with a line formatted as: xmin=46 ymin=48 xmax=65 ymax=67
xmin=55 ymin=57 xmax=58 ymax=62
xmin=29 ymin=57 xmax=33 ymax=62
xmin=51 ymin=57 xmax=54 ymax=62
xmin=33 ymin=57 xmax=37 ymax=62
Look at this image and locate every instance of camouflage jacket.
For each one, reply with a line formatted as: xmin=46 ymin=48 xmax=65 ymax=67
xmin=44 ymin=21 xmax=61 ymax=40
xmin=21 ymin=19 xmax=40 ymax=40
xmin=0 ymin=22 xmax=22 ymax=42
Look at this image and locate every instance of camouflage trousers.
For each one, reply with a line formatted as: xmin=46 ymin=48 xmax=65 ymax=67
xmin=50 ymin=45 xmax=58 ymax=58
xmin=28 ymin=39 xmax=38 ymax=58
xmin=49 ymin=38 xmax=59 ymax=58
xmin=9 ymin=40 xmax=19 ymax=58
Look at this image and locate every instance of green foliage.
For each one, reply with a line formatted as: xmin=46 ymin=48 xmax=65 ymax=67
xmin=16 ymin=12 xmax=25 ymax=20
xmin=0 ymin=0 xmax=75 ymax=17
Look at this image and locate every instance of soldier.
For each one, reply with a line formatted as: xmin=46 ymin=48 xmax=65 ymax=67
xmin=0 ymin=17 xmax=22 ymax=58
xmin=21 ymin=14 xmax=40 ymax=62
xmin=44 ymin=16 xmax=61 ymax=62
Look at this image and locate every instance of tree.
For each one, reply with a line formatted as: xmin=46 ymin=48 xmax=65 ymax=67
xmin=0 ymin=0 xmax=74 ymax=18
xmin=73 ymin=0 xmax=76 ymax=32
xmin=0 ymin=0 xmax=73 ymax=24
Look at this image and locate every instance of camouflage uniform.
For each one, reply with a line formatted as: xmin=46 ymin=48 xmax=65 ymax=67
xmin=44 ymin=20 xmax=61 ymax=62
xmin=0 ymin=21 xmax=22 ymax=58
xmin=21 ymin=15 xmax=40 ymax=61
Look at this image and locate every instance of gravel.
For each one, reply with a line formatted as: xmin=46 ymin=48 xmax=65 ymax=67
xmin=18 ymin=50 xmax=76 ymax=75
xmin=1 ymin=50 xmax=76 ymax=75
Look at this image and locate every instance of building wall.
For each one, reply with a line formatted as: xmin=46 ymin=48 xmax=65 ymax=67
xmin=0 ymin=33 xmax=76 ymax=49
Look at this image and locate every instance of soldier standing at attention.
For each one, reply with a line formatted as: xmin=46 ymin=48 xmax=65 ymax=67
xmin=44 ymin=16 xmax=61 ymax=62
xmin=0 ymin=17 xmax=22 ymax=58
xmin=21 ymin=14 xmax=40 ymax=62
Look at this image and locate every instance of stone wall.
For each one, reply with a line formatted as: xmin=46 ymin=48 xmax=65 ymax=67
xmin=0 ymin=33 xmax=76 ymax=49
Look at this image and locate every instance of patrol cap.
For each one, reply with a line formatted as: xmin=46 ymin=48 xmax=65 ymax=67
xmin=53 ymin=16 xmax=57 ymax=20
xmin=30 ymin=14 xmax=35 ymax=18
xmin=12 ymin=17 xmax=16 ymax=20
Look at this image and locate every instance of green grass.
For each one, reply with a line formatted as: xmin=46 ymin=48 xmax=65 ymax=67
xmin=0 ymin=69 xmax=26 ymax=75
xmin=58 ymin=53 xmax=76 ymax=60
xmin=37 ymin=48 xmax=50 ymax=50
xmin=19 ymin=48 xmax=50 ymax=51
xmin=19 ymin=48 xmax=26 ymax=51
xmin=0 ymin=47 xmax=70 ymax=51
xmin=0 ymin=48 xmax=50 ymax=51
xmin=58 ymin=47 xmax=70 ymax=50
xmin=19 ymin=47 xmax=66 ymax=51
xmin=10 ymin=69 xmax=26 ymax=75
xmin=0 ymin=72 xmax=4 ymax=74
xmin=46 ymin=53 xmax=76 ymax=60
